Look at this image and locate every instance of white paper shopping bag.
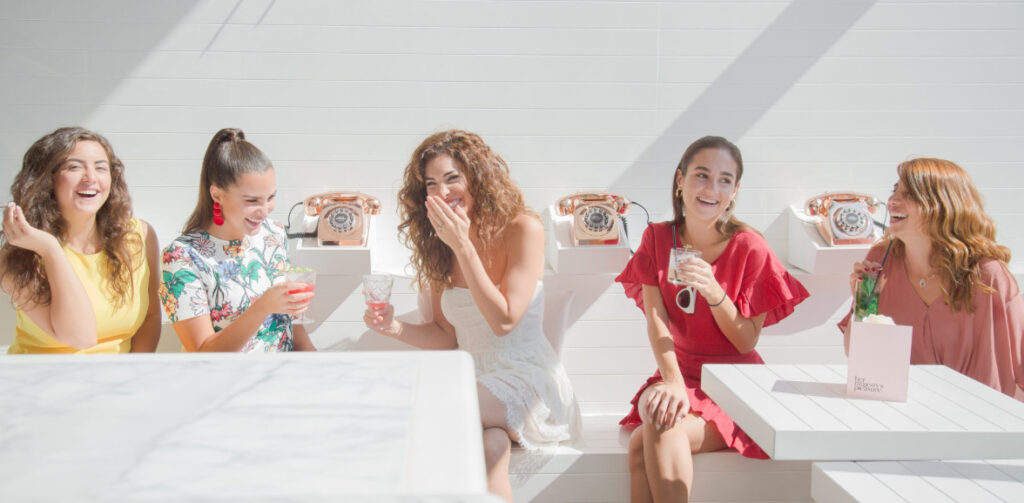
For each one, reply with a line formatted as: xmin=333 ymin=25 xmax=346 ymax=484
xmin=846 ymin=320 xmax=913 ymax=402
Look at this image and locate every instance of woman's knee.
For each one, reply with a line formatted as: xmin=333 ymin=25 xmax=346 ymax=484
xmin=636 ymin=386 xmax=656 ymax=424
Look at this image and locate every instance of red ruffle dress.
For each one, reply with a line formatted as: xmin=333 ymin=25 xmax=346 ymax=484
xmin=615 ymin=222 xmax=809 ymax=459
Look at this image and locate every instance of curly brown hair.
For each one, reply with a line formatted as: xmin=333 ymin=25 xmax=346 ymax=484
xmin=0 ymin=127 xmax=141 ymax=308
xmin=889 ymin=157 xmax=1012 ymax=312
xmin=397 ymin=130 xmax=535 ymax=291
xmin=671 ymin=135 xmax=751 ymax=239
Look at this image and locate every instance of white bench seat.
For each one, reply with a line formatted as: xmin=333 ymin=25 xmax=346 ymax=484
xmin=812 ymin=460 xmax=1024 ymax=503
xmin=512 ymin=413 xmax=813 ymax=502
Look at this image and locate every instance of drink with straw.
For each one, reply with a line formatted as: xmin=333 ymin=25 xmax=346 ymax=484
xmin=853 ymin=240 xmax=893 ymax=321
xmin=854 ymin=273 xmax=879 ymax=321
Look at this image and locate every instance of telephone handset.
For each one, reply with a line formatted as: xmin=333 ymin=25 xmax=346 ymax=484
xmin=555 ymin=192 xmax=630 ymax=246
xmin=805 ymin=192 xmax=885 ymax=246
xmin=303 ymin=191 xmax=381 ymax=246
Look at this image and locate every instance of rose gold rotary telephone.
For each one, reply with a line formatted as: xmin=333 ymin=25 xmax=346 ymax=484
xmin=555 ymin=192 xmax=631 ymax=246
xmin=805 ymin=192 xmax=885 ymax=246
xmin=303 ymin=192 xmax=381 ymax=246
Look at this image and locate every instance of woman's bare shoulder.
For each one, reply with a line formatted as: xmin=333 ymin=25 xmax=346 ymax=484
xmin=505 ymin=212 xmax=543 ymax=236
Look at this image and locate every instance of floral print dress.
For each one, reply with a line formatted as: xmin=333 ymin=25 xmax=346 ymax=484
xmin=160 ymin=220 xmax=293 ymax=352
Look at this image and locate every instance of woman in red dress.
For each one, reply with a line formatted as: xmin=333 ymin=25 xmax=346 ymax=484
xmin=616 ymin=136 xmax=809 ymax=502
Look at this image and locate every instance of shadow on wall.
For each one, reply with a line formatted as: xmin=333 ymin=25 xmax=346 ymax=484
xmin=609 ymin=0 xmax=877 ymax=195
xmin=302 ymin=275 xmax=362 ymax=336
xmin=0 ymin=1 xmax=204 ymax=159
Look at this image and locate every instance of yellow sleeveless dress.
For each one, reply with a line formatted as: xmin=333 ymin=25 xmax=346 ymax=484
xmin=8 ymin=218 xmax=150 ymax=354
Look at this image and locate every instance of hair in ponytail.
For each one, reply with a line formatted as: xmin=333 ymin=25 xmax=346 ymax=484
xmin=182 ymin=128 xmax=273 ymax=234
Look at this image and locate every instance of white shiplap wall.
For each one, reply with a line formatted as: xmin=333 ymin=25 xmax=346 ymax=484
xmin=1 ymin=0 xmax=1022 ymax=392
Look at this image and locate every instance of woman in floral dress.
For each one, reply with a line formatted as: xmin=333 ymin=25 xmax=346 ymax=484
xmin=160 ymin=128 xmax=315 ymax=352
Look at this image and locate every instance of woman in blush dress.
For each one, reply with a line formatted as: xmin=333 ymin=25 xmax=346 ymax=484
xmin=617 ymin=136 xmax=809 ymax=502
xmin=840 ymin=158 xmax=1023 ymax=400
xmin=2 ymin=127 xmax=160 ymax=354
xmin=363 ymin=129 xmax=579 ymax=502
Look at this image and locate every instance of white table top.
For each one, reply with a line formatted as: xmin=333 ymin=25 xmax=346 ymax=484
xmin=812 ymin=460 xmax=1024 ymax=503
xmin=701 ymin=364 xmax=1024 ymax=460
xmin=0 ymin=351 xmax=490 ymax=501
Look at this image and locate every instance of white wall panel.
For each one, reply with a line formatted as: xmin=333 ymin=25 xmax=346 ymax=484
xmin=238 ymin=53 xmax=659 ymax=82
xmin=857 ymin=2 xmax=1024 ymax=30
xmin=779 ymin=83 xmax=1024 ymax=110
xmin=85 ymin=107 xmax=662 ymax=137
xmin=661 ymin=29 xmax=1024 ymax=57
xmin=0 ymin=0 xmax=234 ymax=23
xmin=658 ymin=2 xmax=790 ymax=29
xmin=258 ymin=1 xmax=659 ymax=28
xmin=204 ymin=25 xmax=658 ymax=55
xmin=0 ymin=49 xmax=87 ymax=76
xmin=218 ymin=81 xmax=661 ymax=109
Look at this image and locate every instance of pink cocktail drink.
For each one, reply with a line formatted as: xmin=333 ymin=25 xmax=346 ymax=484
xmin=288 ymin=284 xmax=316 ymax=295
xmin=362 ymin=274 xmax=393 ymax=312
xmin=284 ymin=267 xmax=316 ymax=325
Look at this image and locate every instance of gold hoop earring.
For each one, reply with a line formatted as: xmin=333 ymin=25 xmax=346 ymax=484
xmin=719 ymin=199 xmax=735 ymax=222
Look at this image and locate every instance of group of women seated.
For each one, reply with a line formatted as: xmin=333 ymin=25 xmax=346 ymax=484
xmin=2 ymin=126 xmax=1021 ymax=502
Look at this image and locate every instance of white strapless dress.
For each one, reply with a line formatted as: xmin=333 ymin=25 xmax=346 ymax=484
xmin=441 ymin=282 xmax=580 ymax=450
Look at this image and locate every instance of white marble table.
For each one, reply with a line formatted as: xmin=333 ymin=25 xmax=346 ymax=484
xmin=701 ymin=364 xmax=1024 ymax=460
xmin=812 ymin=459 xmax=1024 ymax=502
xmin=0 ymin=351 xmax=493 ymax=502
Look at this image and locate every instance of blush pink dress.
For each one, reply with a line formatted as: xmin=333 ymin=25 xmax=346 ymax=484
xmin=840 ymin=245 xmax=1024 ymax=400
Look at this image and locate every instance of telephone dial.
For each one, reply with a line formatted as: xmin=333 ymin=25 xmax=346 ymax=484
xmin=805 ymin=192 xmax=885 ymax=246
xmin=302 ymin=191 xmax=381 ymax=246
xmin=555 ymin=192 xmax=630 ymax=246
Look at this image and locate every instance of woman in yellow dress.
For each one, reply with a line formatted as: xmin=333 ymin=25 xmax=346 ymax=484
xmin=1 ymin=127 xmax=160 ymax=353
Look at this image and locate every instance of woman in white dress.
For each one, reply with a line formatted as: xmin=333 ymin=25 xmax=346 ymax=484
xmin=364 ymin=129 xmax=579 ymax=501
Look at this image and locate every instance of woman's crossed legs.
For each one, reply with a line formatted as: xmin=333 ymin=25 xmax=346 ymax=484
xmin=628 ymin=385 xmax=728 ymax=503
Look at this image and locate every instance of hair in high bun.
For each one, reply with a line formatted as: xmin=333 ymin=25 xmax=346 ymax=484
xmin=182 ymin=128 xmax=273 ymax=234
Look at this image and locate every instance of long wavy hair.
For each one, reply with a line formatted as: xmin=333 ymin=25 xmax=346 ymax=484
xmin=670 ymin=136 xmax=751 ymax=239
xmin=397 ymin=130 xmax=535 ymax=291
xmin=889 ymin=157 xmax=1011 ymax=312
xmin=0 ymin=127 xmax=140 ymax=308
xmin=182 ymin=128 xmax=273 ymax=234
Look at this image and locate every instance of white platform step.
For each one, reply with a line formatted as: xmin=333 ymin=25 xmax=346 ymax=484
xmin=511 ymin=414 xmax=813 ymax=502
xmin=813 ymin=460 xmax=1024 ymax=503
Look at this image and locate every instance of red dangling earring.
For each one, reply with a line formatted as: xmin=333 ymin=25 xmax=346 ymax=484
xmin=212 ymin=202 xmax=224 ymax=226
